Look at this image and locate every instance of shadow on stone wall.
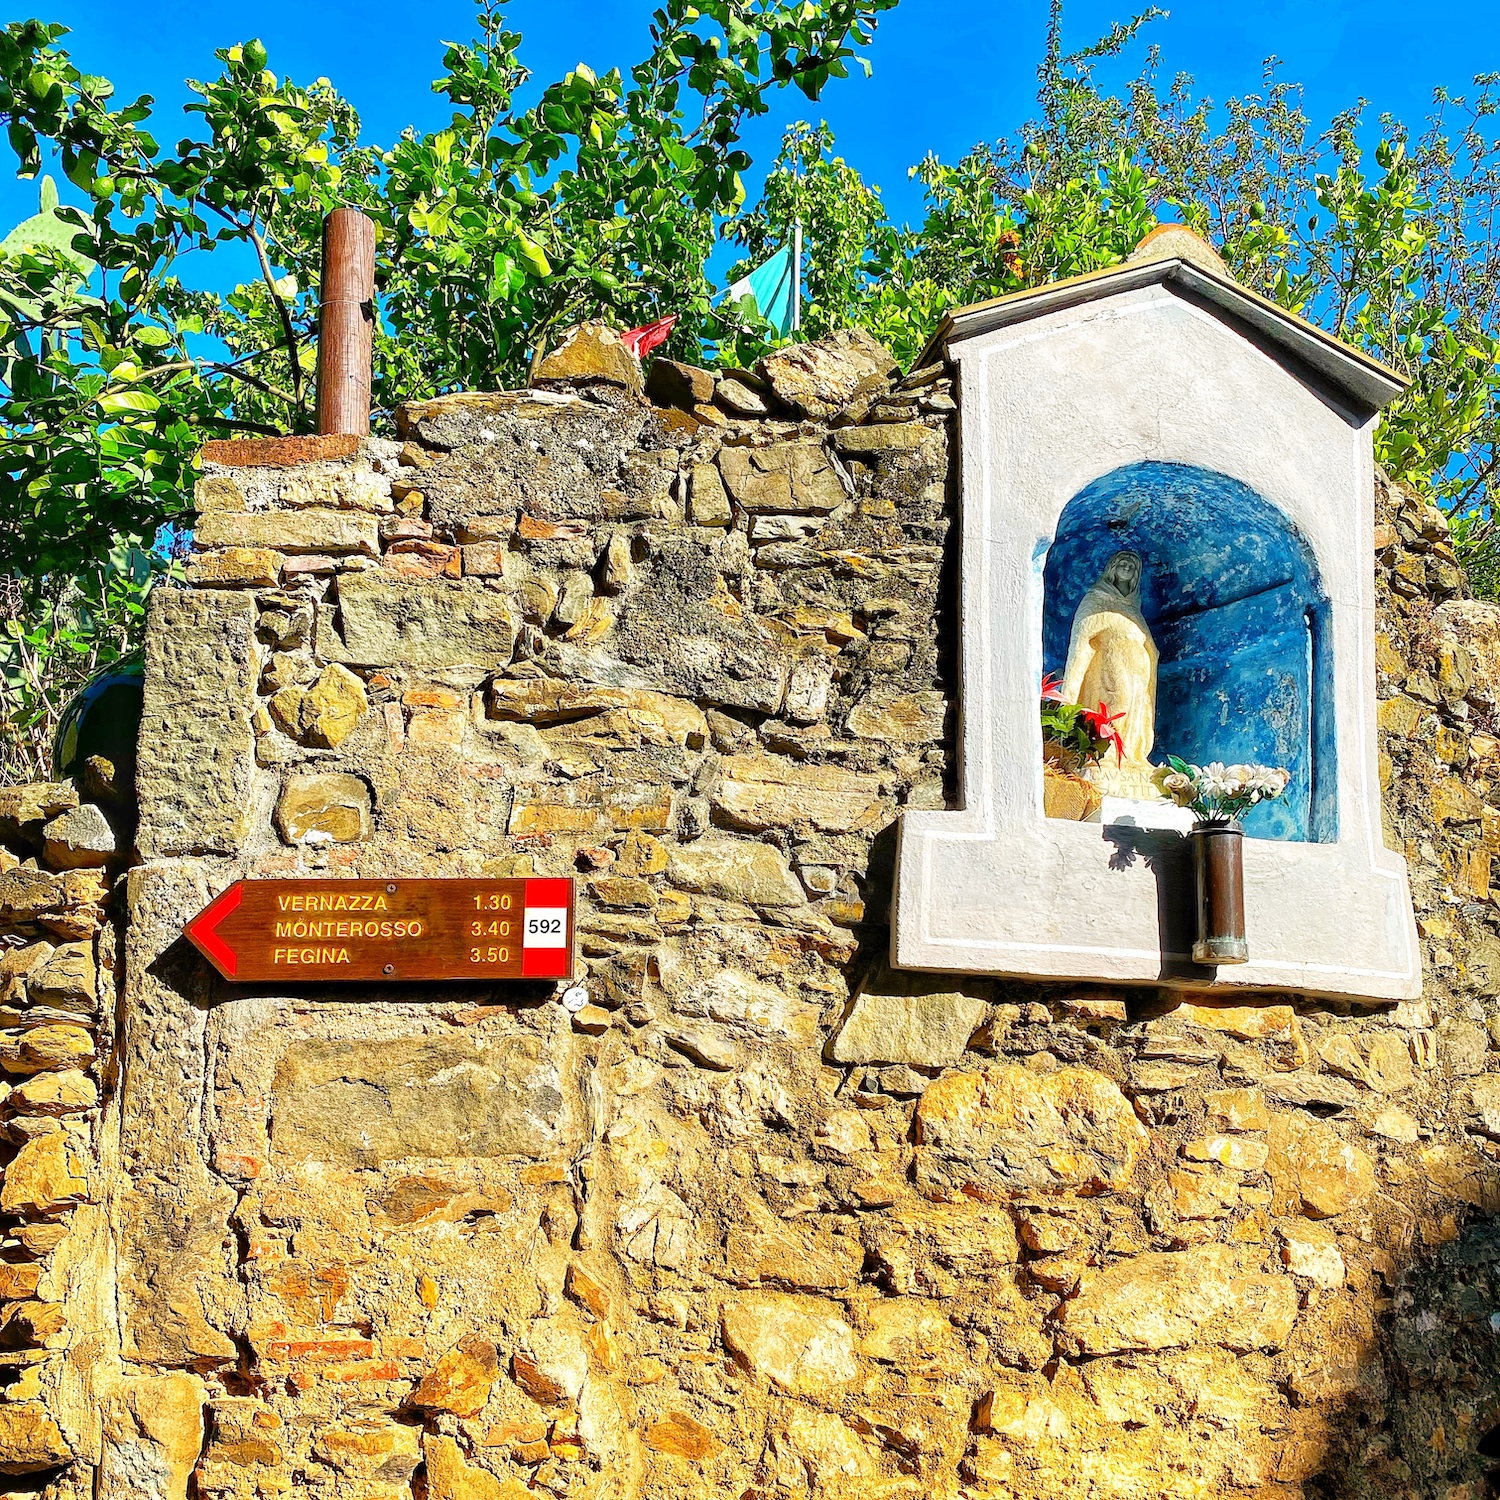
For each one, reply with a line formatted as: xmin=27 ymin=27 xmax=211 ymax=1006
xmin=1308 ymin=1214 xmax=1500 ymax=1499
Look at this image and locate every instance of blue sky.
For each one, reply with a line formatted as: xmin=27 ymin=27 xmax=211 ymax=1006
xmin=3 ymin=0 xmax=1498 ymax=289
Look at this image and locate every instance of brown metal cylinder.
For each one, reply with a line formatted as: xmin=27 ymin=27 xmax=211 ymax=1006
xmin=316 ymin=207 xmax=376 ymax=436
xmin=1193 ymin=822 xmax=1248 ymax=965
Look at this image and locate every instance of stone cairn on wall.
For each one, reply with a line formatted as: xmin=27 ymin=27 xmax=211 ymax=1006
xmin=5 ymin=322 xmax=1500 ymax=1497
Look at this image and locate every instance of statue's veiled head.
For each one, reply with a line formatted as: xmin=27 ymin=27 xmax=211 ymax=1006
xmin=1100 ymin=549 xmax=1143 ymax=601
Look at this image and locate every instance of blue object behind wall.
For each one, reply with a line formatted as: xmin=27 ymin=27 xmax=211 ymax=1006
xmin=52 ymin=650 xmax=144 ymax=791
xmin=1041 ymin=462 xmax=1334 ymax=842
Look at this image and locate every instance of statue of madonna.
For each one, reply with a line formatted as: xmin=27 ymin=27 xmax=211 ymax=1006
xmin=1059 ymin=550 xmax=1161 ymax=800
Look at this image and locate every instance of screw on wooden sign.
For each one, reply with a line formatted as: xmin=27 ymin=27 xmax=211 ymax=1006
xmin=182 ymin=878 xmax=575 ymax=983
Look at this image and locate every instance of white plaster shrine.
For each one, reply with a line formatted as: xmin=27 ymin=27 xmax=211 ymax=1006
xmin=893 ymin=230 xmax=1422 ymax=1002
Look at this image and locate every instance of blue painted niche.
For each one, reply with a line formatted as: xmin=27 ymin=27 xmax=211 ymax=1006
xmin=1040 ymin=462 xmax=1335 ymax=842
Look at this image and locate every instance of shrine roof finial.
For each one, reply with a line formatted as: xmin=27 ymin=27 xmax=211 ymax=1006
xmin=1126 ymin=223 xmax=1230 ymax=279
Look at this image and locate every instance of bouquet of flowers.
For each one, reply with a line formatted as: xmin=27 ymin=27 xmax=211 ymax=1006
xmin=1040 ymin=673 xmax=1126 ymax=771
xmin=1154 ymin=757 xmax=1290 ymax=825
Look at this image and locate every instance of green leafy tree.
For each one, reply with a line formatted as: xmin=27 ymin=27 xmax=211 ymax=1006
xmin=727 ymin=130 xmax=1156 ymax=368
xmin=363 ymin=0 xmax=901 ymax=402
xmin=4 ymin=0 xmax=1500 ymax=781
xmin=735 ymin=3 xmax=1500 ymax=580
xmin=982 ymin=6 xmax=1500 ymax=585
xmin=2 ymin=2 xmax=898 ymax=532
xmin=0 ymin=0 xmax=897 ymax=774
xmin=728 ymin=120 xmax=889 ymax=339
xmin=0 ymin=23 xmax=365 ymax=772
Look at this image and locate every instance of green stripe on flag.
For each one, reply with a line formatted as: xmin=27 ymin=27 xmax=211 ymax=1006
xmin=726 ymin=245 xmax=795 ymax=338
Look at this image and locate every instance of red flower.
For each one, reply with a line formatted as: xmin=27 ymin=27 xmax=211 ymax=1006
xmin=1081 ymin=701 xmax=1127 ymax=763
xmin=1040 ymin=672 xmax=1065 ymax=703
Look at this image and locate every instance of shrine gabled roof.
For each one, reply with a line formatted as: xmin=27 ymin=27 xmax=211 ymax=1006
xmin=917 ymin=253 xmax=1409 ymax=415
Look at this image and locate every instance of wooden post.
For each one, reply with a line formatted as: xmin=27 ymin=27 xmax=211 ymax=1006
xmin=316 ymin=207 xmax=375 ymax=436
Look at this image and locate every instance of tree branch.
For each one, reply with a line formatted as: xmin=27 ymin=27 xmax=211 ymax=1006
xmin=247 ymin=211 xmax=305 ymax=413
xmin=207 ymin=360 xmax=298 ymax=406
xmin=1454 ymin=446 xmax=1500 ymax=512
xmin=127 ymin=356 xmax=297 ymax=407
xmin=195 ymin=415 xmax=285 ymax=436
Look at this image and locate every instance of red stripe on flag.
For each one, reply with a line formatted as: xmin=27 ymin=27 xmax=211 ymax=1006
xmin=620 ymin=313 xmax=678 ymax=359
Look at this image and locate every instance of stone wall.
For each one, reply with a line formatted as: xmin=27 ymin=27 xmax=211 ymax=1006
xmin=0 ymin=773 xmax=124 ymax=1491
xmin=3 ymin=324 xmax=1500 ymax=1497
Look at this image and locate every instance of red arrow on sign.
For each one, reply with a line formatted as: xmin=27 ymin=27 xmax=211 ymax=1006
xmin=184 ymin=880 xmax=244 ymax=978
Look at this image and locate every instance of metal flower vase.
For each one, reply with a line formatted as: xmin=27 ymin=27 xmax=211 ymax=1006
xmin=1192 ymin=820 xmax=1248 ymax=965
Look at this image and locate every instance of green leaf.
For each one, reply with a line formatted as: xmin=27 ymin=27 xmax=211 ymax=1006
xmin=97 ymin=387 xmax=160 ymax=415
xmin=514 ymin=232 xmax=551 ymax=278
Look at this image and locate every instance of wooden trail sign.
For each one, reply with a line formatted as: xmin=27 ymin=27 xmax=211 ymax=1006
xmin=183 ymin=877 xmax=575 ymax=984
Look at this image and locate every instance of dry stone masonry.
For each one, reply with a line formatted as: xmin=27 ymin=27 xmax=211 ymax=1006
xmin=1 ymin=321 xmax=1500 ymax=1497
xmin=0 ymin=772 xmax=119 ymax=1481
